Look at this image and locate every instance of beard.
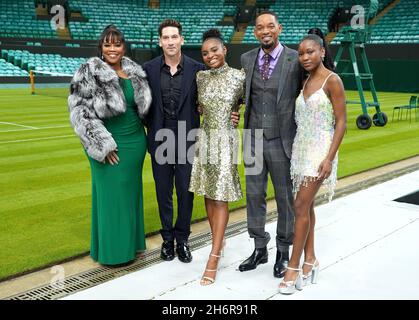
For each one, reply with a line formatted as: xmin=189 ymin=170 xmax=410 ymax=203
xmin=261 ymin=41 xmax=274 ymax=50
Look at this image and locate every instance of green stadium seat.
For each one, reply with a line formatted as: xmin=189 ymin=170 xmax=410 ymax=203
xmin=334 ymin=0 xmax=418 ymax=44
xmin=2 ymin=0 xmax=417 ymax=45
xmin=1 ymin=49 xmax=86 ymax=76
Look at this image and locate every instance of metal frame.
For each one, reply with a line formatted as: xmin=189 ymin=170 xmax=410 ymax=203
xmin=333 ymin=0 xmax=387 ymax=129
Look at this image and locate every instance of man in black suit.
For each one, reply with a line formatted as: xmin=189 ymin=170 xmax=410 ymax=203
xmin=143 ymin=19 xmax=205 ymax=263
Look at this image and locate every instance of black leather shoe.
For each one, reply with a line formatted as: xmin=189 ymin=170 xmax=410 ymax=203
xmin=238 ymin=247 xmax=268 ymax=272
xmin=160 ymin=240 xmax=175 ymax=261
xmin=273 ymin=250 xmax=289 ymax=278
xmin=176 ymin=242 xmax=192 ymax=263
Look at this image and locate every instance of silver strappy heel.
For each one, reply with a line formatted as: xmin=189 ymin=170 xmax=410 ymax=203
xmin=278 ymin=266 xmax=303 ymax=295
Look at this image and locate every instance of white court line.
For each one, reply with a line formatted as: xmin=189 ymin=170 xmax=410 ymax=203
xmin=0 ymin=134 xmax=75 ymax=144
xmin=0 ymin=125 xmax=70 ymax=133
xmin=0 ymin=121 xmax=38 ymax=129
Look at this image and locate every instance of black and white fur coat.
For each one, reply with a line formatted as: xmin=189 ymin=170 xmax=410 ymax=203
xmin=68 ymin=56 xmax=152 ymax=162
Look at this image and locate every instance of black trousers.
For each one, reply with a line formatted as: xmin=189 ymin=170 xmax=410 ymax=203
xmin=151 ymin=120 xmax=194 ymax=243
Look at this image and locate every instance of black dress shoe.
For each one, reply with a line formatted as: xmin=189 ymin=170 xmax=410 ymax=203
xmin=273 ymin=250 xmax=289 ymax=278
xmin=176 ymin=242 xmax=192 ymax=263
xmin=238 ymin=247 xmax=268 ymax=272
xmin=160 ymin=240 xmax=175 ymax=261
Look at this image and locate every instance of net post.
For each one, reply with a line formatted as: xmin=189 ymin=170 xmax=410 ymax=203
xmin=30 ymin=70 xmax=35 ymax=95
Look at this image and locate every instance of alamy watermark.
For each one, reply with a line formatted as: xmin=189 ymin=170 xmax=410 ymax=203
xmin=153 ymin=121 xmax=264 ymax=176
xmin=50 ymin=265 xmax=65 ymax=291
xmin=50 ymin=5 xmax=65 ymax=30
xmin=350 ymin=5 xmax=366 ymax=29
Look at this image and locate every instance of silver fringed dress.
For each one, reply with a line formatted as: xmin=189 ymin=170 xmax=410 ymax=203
xmin=290 ymin=72 xmax=338 ymax=202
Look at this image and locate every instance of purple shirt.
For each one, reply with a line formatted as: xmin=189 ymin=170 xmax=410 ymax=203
xmin=258 ymin=43 xmax=284 ymax=79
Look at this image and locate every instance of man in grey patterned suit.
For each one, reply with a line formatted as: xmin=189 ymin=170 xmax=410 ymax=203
xmin=238 ymin=11 xmax=303 ymax=278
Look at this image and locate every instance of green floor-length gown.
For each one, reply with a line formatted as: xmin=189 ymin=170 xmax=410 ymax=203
xmin=88 ymin=77 xmax=147 ymax=265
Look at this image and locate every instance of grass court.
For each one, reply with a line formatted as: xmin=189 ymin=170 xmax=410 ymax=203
xmin=0 ymin=87 xmax=418 ymax=280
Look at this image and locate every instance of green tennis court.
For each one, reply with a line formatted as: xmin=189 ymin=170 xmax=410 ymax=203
xmin=0 ymin=88 xmax=418 ymax=280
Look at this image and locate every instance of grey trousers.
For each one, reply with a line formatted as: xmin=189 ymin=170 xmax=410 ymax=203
xmin=244 ymin=131 xmax=295 ymax=252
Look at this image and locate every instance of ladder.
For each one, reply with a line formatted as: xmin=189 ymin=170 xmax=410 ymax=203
xmin=334 ymin=0 xmax=387 ymax=129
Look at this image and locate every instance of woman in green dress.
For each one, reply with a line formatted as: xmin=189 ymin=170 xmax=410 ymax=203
xmin=68 ymin=25 xmax=152 ymax=265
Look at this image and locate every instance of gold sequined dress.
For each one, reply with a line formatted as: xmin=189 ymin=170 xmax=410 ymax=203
xmin=189 ymin=64 xmax=245 ymax=202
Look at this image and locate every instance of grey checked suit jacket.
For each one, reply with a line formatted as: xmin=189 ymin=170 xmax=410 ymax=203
xmin=241 ymin=45 xmax=303 ymax=159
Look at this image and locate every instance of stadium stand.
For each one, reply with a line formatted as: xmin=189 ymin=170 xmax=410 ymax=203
xmin=0 ymin=58 xmax=29 ymax=76
xmin=68 ymin=0 xmax=237 ymax=45
xmin=369 ymin=0 xmax=419 ymax=44
xmin=1 ymin=49 xmax=86 ymax=75
xmin=332 ymin=0 xmax=418 ymax=44
xmin=1 ymin=0 xmax=417 ymax=46
xmin=0 ymin=0 xmax=57 ymax=39
xmin=0 ymin=0 xmax=417 ymax=93
xmin=1 ymin=0 xmax=238 ymax=45
xmin=243 ymin=0 xmax=397 ymax=44
xmin=243 ymin=0 xmax=341 ymax=44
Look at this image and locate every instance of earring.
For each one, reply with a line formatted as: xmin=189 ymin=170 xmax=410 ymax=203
xmin=321 ymin=56 xmax=325 ymax=62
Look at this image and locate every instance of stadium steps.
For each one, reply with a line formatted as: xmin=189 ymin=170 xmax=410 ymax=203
xmin=222 ymin=15 xmax=235 ymax=23
xmin=231 ymin=24 xmax=247 ymax=44
xmin=326 ymin=31 xmax=337 ymax=44
xmin=57 ymin=26 xmax=72 ymax=40
xmin=245 ymin=0 xmax=257 ymax=5
xmin=35 ymin=3 xmax=48 ymax=16
xmin=149 ymin=0 xmax=160 ymax=9
xmin=369 ymin=0 xmax=401 ymax=26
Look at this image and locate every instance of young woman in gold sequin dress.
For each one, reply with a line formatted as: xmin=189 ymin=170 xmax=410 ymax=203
xmin=279 ymin=32 xmax=346 ymax=294
xmin=188 ymin=29 xmax=245 ymax=285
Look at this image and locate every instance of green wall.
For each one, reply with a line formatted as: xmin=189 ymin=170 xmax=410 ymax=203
xmin=338 ymin=60 xmax=419 ymax=93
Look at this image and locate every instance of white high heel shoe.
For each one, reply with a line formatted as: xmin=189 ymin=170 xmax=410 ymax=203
xmin=200 ymin=239 xmax=226 ymax=286
xmin=200 ymin=253 xmax=221 ymax=286
xmin=278 ymin=266 xmax=303 ymax=295
xmin=302 ymin=259 xmax=320 ymax=286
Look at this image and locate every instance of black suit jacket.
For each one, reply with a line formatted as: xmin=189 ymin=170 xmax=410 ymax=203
xmin=143 ymin=54 xmax=205 ymax=157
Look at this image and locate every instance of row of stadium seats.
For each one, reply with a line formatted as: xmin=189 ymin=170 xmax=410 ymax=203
xmin=243 ymin=0 xmax=339 ymax=44
xmin=128 ymin=25 xmax=235 ymax=47
xmin=1 ymin=50 xmax=86 ymax=76
xmin=0 ymin=58 xmax=29 ymax=76
xmin=68 ymin=0 xmax=237 ymax=45
xmin=0 ymin=0 xmax=56 ymax=39
xmin=0 ymin=0 xmax=417 ymax=45
xmin=0 ymin=0 xmax=237 ymax=43
xmin=369 ymin=0 xmax=419 ymax=44
xmin=242 ymin=0 xmax=418 ymax=45
xmin=331 ymin=0 xmax=418 ymax=44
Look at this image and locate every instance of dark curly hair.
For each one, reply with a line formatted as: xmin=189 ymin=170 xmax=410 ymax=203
xmin=202 ymin=28 xmax=224 ymax=44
